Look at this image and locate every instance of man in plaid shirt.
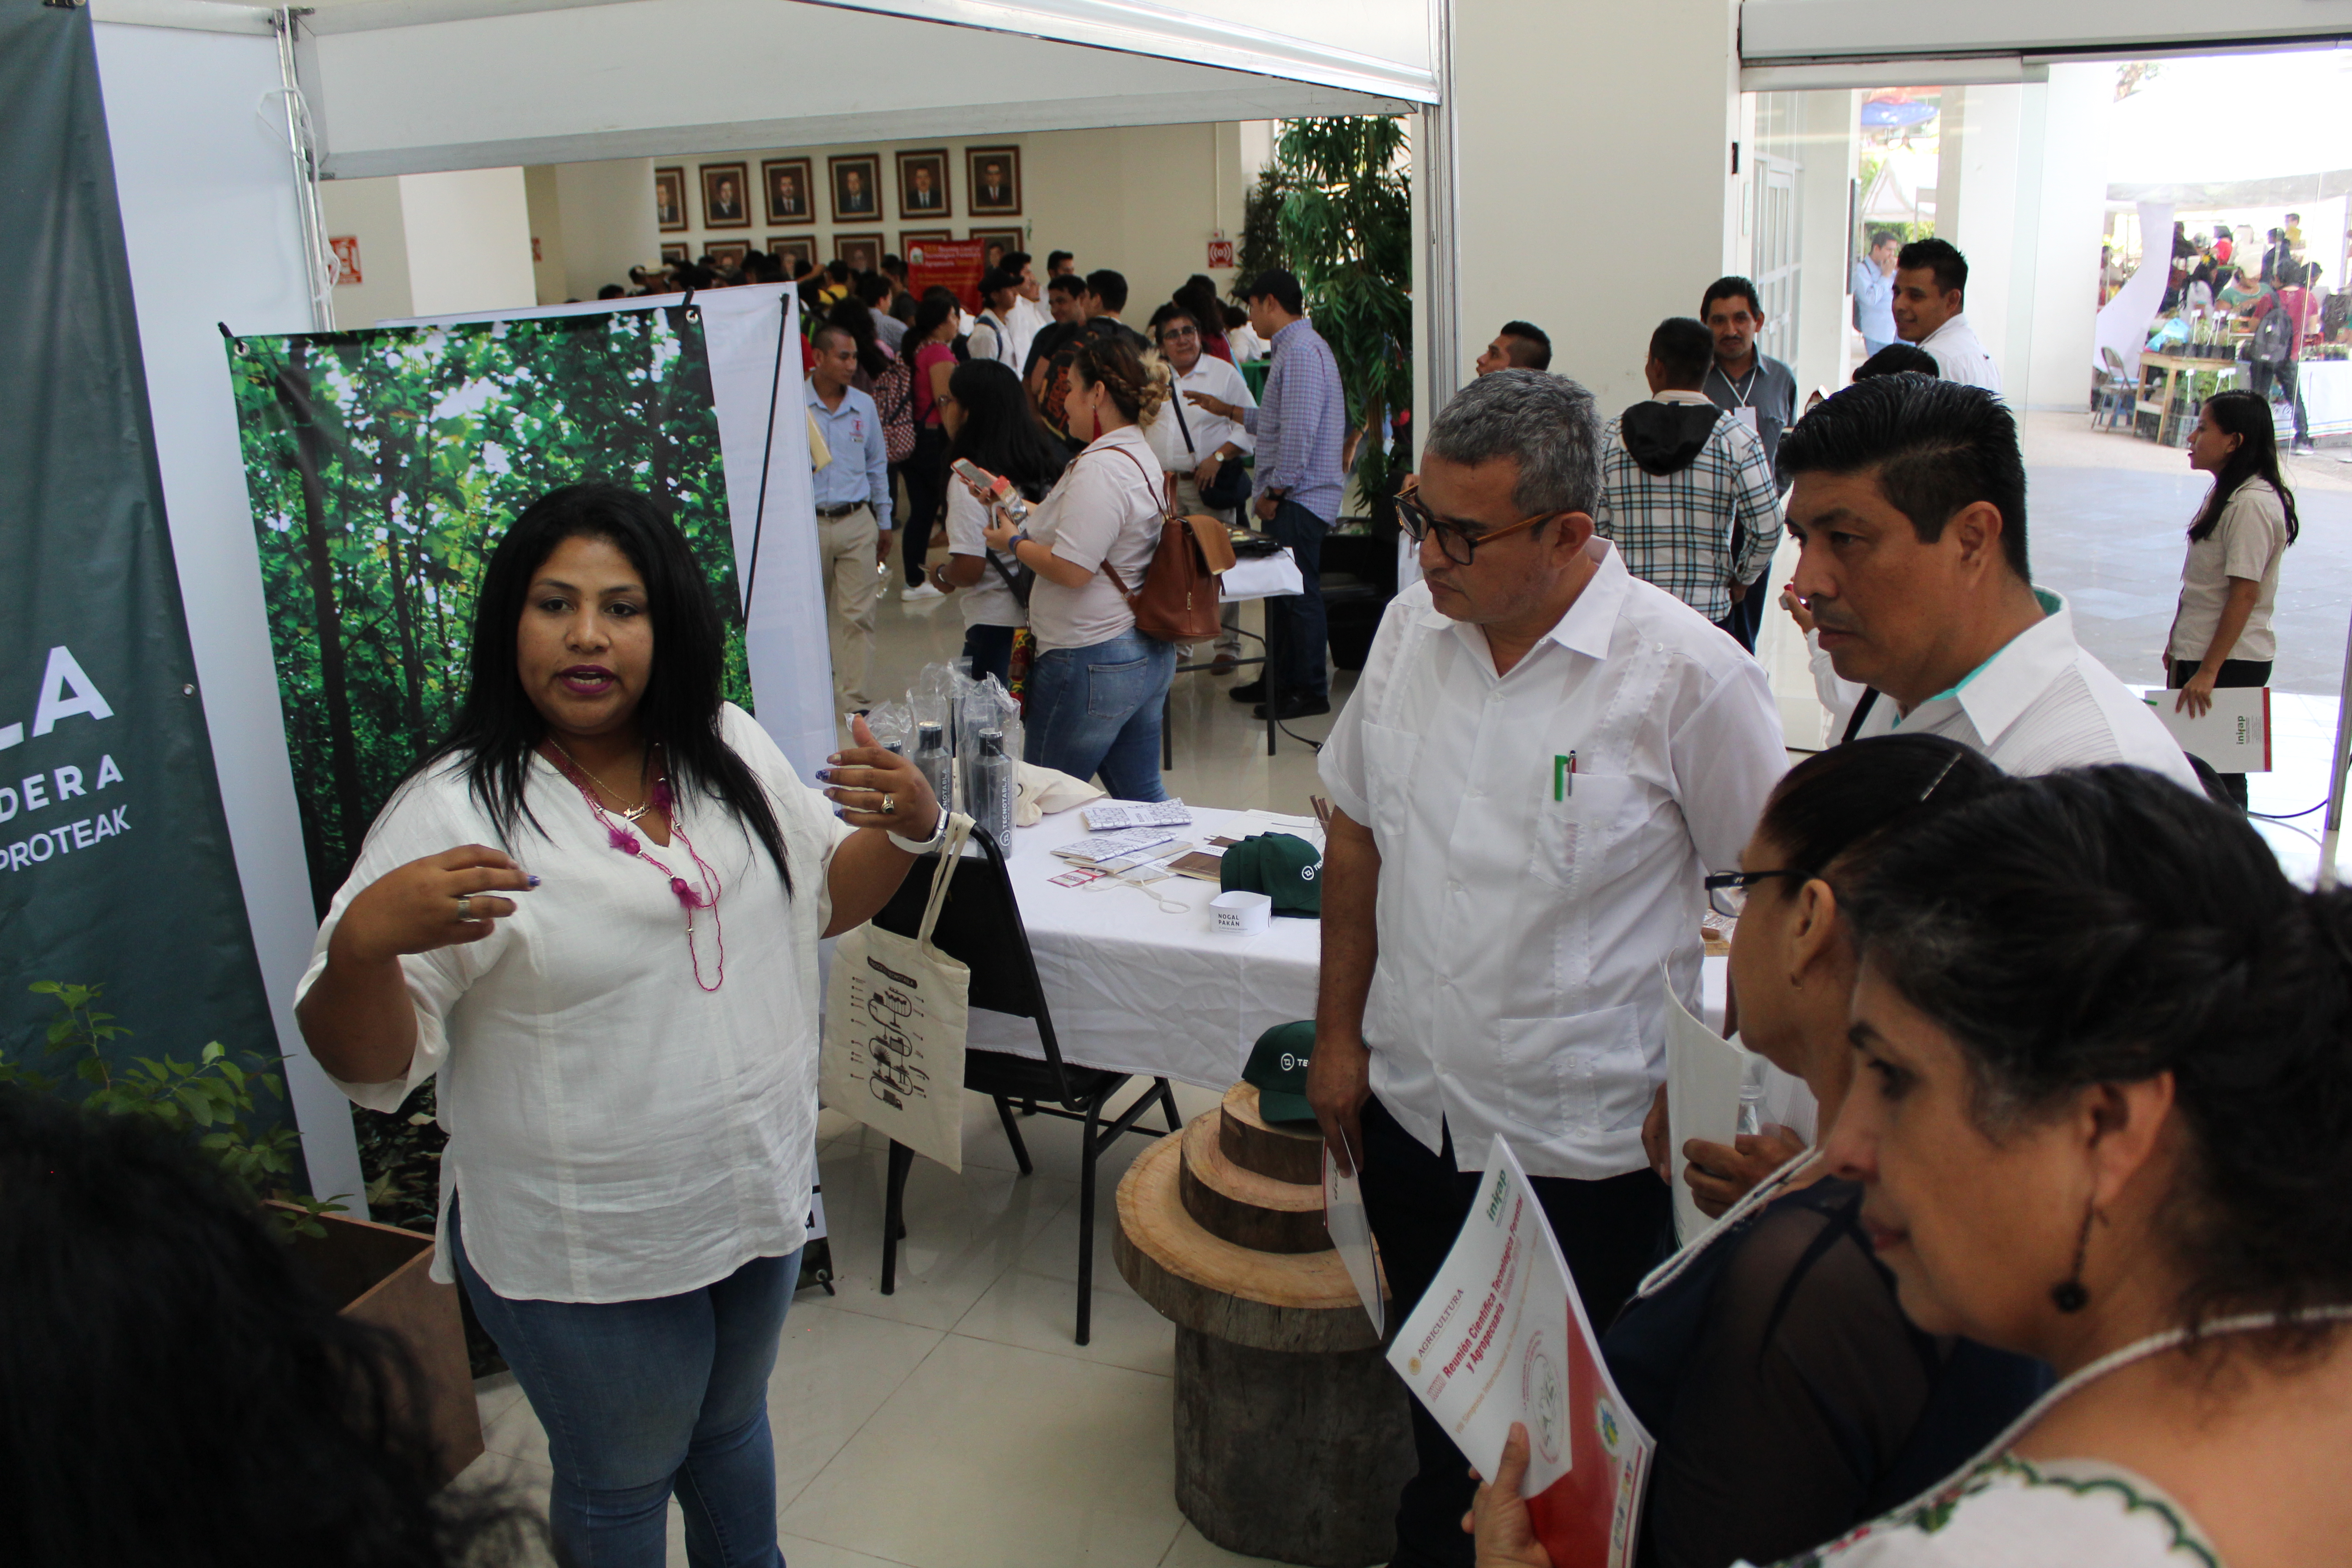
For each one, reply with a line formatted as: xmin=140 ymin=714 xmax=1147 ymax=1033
xmin=1597 ymin=317 xmax=1783 ymax=648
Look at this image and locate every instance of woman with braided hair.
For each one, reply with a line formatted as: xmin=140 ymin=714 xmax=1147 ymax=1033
xmin=981 ymin=334 xmax=1178 ymax=799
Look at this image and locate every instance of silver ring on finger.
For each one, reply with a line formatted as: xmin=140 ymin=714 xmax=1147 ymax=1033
xmin=880 ymin=794 xmax=896 ymax=816
xmin=455 ymin=892 xmax=473 ymax=922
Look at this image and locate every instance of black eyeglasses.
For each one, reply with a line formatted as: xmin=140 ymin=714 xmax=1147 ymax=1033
xmin=1395 ymin=478 xmax=1562 ymax=566
xmin=1703 ymin=869 xmax=1812 ymax=920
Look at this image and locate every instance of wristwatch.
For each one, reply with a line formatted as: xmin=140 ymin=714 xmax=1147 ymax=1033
xmin=888 ymin=808 xmax=953 ymax=856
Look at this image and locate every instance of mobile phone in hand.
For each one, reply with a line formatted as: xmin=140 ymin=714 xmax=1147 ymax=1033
xmin=950 ymin=458 xmax=1031 ymax=524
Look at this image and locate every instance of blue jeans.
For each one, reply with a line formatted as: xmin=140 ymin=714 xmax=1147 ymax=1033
xmin=1264 ymin=499 xmax=1330 ymax=701
xmin=960 ymin=621 xmax=1019 ymax=687
xmin=1024 ymin=628 xmax=1176 ymax=800
xmin=449 ymin=1200 xmax=800 ymax=1568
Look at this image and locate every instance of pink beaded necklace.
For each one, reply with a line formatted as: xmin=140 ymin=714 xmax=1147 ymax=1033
xmin=544 ymin=740 xmax=727 ymax=991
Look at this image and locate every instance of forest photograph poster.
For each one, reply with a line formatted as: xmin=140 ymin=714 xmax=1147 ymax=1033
xmin=226 ymin=307 xmax=743 ymax=914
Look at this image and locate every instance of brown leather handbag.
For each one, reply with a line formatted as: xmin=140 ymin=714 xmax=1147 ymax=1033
xmin=1098 ymin=446 xmax=1236 ymax=644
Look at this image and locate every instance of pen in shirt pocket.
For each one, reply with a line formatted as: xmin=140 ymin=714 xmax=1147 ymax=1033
xmin=1553 ymin=751 xmax=1576 ymax=801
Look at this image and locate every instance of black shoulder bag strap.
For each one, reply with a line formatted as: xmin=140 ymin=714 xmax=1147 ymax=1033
xmin=1839 ymin=688 xmax=1882 ymax=745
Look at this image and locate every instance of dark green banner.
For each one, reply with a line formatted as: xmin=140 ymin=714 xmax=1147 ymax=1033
xmin=0 ymin=5 xmax=292 ymax=1166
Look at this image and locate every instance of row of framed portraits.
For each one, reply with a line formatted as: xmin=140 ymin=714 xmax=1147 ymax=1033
xmin=662 ymin=229 xmax=1026 ymax=275
xmin=656 ymin=148 xmax=1022 ymax=232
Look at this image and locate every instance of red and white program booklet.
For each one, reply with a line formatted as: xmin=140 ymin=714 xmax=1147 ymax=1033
xmin=1386 ymin=1138 xmax=1654 ymax=1568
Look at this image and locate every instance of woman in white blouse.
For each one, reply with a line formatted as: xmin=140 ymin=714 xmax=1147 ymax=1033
xmin=1477 ymin=768 xmax=2352 ymax=1568
xmin=2167 ymin=388 xmax=2297 ymax=807
xmin=980 ymin=334 xmax=1177 ymax=800
xmin=295 ymin=482 xmax=944 ymax=1568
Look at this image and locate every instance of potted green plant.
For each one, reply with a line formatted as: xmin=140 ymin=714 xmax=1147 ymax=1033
xmin=4 ymin=982 xmax=483 ymax=1483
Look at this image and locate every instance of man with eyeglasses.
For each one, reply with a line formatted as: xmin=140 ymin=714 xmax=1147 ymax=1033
xmin=1144 ymin=304 xmax=1257 ymax=672
xmin=1308 ymin=369 xmax=1784 ymax=1568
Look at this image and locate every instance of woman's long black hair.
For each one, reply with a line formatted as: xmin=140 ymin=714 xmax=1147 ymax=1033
xmin=2190 ymin=387 xmax=2300 ymax=546
xmin=946 ymin=358 xmax=1067 ymax=502
xmin=417 ymin=481 xmax=791 ymax=891
xmin=0 ymin=1087 xmax=541 ymax=1567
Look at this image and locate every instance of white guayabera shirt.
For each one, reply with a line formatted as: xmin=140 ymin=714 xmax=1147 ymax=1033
xmin=1319 ymin=542 xmax=1787 ymax=1181
xmin=298 ymin=704 xmax=850 ymax=1303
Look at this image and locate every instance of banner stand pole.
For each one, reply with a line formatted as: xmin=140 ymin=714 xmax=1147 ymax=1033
xmin=2316 ymin=603 xmax=2352 ymax=890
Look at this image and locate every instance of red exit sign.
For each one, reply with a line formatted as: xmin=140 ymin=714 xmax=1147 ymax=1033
xmin=1206 ymin=238 xmax=1235 ymax=268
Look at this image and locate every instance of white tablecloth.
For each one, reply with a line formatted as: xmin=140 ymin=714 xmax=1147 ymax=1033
xmin=959 ymin=802 xmax=1730 ymax=1092
xmin=1221 ymin=549 xmax=1304 ymax=603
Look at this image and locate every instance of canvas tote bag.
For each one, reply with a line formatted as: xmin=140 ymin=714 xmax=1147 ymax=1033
xmin=821 ymin=813 xmax=974 ymax=1172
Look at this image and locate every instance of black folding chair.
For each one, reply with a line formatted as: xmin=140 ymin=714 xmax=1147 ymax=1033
xmin=868 ymin=825 xmax=1182 ymax=1345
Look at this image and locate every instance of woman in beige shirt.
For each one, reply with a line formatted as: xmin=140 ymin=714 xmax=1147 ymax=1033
xmin=2167 ymin=388 xmax=2297 ymax=806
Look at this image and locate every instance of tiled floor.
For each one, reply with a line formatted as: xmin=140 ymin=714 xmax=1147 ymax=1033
xmin=454 ymin=434 xmax=2352 ymax=1565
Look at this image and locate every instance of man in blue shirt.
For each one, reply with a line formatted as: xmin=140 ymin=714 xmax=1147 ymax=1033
xmin=805 ymin=324 xmax=893 ymax=717
xmin=1852 ymin=230 xmax=1899 ymax=357
xmin=1188 ymin=268 xmax=1347 ymax=719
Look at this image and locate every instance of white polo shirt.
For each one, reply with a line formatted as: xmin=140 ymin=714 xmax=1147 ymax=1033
xmin=1921 ymin=313 xmax=2002 ymax=392
xmin=1144 ymin=353 xmax=1256 ymax=480
xmin=1320 ymin=541 xmax=1787 ymax=1180
xmin=1828 ymin=589 xmax=2201 ymax=789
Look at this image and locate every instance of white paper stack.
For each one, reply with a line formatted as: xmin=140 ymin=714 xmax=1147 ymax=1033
xmin=1082 ymin=799 xmax=1194 ymax=832
xmin=1664 ymin=974 xmax=1750 ymax=1247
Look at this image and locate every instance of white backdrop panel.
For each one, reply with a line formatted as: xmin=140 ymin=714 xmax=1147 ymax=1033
xmin=93 ymin=19 xmax=369 ymax=1211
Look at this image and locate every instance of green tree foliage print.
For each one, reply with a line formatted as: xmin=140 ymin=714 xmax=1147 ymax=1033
xmin=227 ymin=307 xmax=742 ymax=915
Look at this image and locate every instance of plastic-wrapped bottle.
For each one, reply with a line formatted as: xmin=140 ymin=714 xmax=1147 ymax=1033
xmin=913 ymin=721 xmax=954 ymax=814
xmin=971 ymin=727 xmax=1016 ymax=852
xmin=1735 ymin=1081 xmax=1767 ymax=1139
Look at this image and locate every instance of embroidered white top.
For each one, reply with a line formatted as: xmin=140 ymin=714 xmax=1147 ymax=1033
xmin=298 ymin=704 xmax=851 ymax=1303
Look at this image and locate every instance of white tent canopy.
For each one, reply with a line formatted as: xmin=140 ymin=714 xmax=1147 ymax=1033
xmin=93 ymin=0 xmax=1431 ymax=178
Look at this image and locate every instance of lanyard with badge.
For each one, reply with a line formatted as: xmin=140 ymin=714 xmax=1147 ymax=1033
xmin=1712 ymin=363 xmax=1762 ymax=436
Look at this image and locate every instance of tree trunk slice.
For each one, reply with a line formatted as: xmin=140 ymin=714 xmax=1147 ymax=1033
xmin=1219 ymin=1082 xmax=1324 ymax=1185
xmin=1174 ymin=1326 xmax=1416 ymax=1568
xmin=1180 ymin=1111 xmax=1330 ymax=1254
xmin=1115 ymin=1132 xmax=1382 ymax=1355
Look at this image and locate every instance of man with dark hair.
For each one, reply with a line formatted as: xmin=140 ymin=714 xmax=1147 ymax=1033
xmin=856 ymin=269 xmax=906 ymax=352
xmin=805 ymin=323 xmax=893 ymax=717
xmin=1000 ymin=250 xmax=1049 ymax=364
xmin=1892 ymin=238 xmax=2000 ymax=390
xmin=1082 ymin=269 xmax=1148 ymax=353
xmin=1852 ymin=230 xmax=1900 ymax=356
xmin=968 ymin=268 xmax=1025 ymax=368
xmin=1596 ymin=318 xmax=1781 ymax=648
xmin=1046 ymin=249 xmax=1077 ymax=278
xmin=1024 ymin=272 xmax=1112 ymax=446
xmin=1700 ymin=277 xmax=1797 ymax=649
xmin=1473 ymin=320 xmax=1552 ymax=375
xmin=1778 ymin=376 xmax=2194 ymax=782
xmin=1188 ymin=268 xmax=1346 ymax=718
xmin=1311 ymin=369 xmax=1783 ymax=1568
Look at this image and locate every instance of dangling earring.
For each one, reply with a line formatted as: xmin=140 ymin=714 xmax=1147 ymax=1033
xmin=2050 ymin=1201 xmax=2097 ymax=1313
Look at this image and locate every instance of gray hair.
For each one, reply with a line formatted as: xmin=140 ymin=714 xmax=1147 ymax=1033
xmin=1423 ymin=369 xmax=1601 ymax=519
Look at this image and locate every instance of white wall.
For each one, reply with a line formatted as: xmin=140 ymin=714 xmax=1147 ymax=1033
xmin=524 ymin=163 xmax=569 ymax=304
xmin=1936 ymin=84 xmax=2024 ymax=387
xmin=2024 ymin=64 xmax=2113 ymax=411
xmin=321 ymin=174 xmax=416 ymax=326
xmin=93 ymin=19 xmax=367 ymax=1212
xmin=554 ymin=157 xmax=660 ymax=303
xmin=398 ymin=166 xmax=537 ymax=317
xmin=1793 ymin=90 xmax=1861 ymax=399
xmin=1452 ymin=0 xmax=1740 ymax=409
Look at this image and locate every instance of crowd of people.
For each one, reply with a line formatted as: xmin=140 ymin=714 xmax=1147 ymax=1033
xmin=12 ymin=225 xmax=2341 ymax=1568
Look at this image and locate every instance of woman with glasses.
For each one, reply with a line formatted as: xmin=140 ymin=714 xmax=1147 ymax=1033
xmin=1146 ymin=304 xmax=1257 ymax=672
xmin=980 ymin=336 xmax=1179 ymax=799
xmin=927 ymin=358 xmax=1065 ymax=684
xmin=1590 ymin=735 xmax=2049 ymax=1568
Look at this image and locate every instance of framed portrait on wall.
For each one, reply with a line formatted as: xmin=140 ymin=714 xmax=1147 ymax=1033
xmin=896 ymin=150 xmax=951 ymax=218
xmin=969 ymin=228 xmax=1024 ymax=270
xmin=660 ymin=243 xmax=689 ymax=263
xmin=899 ymin=230 xmax=951 ymax=264
xmin=834 ymin=233 xmax=883 ymax=275
xmin=762 ymin=157 xmax=814 ymax=226
xmin=828 ymin=154 xmax=882 ymax=222
xmin=965 ymin=147 xmax=1021 ymax=216
xmin=700 ymin=162 xmax=750 ymax=229
xmin=769 ymin=236 xmax=815 ymax=272
xmin=654 ymin=166 xmax=687 ymax=232
xmin=704 ymin=240 xmax=751 ymax=270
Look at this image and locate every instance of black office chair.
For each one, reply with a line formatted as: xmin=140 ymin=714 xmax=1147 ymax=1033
xmin=868 ymin=825 xmax=1182 ymax=1345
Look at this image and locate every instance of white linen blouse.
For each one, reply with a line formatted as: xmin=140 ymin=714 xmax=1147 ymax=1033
xmin=298 ymin=704 xmax=851 ymax=1303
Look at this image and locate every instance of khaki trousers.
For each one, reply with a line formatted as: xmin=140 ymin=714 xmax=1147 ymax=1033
xmin=818 ymin=504 xmax=881 ymax=714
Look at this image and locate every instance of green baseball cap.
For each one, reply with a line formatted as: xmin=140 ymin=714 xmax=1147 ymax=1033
xmin=1243 ymin=1021 xmax=1318 ymax=1124
xmin=1219 ymin=832 xmax=1322 ymax=917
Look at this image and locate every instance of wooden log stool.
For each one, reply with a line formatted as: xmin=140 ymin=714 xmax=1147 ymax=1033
xmin=1114 ymin=1084 xmax=1416 ymax=1568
